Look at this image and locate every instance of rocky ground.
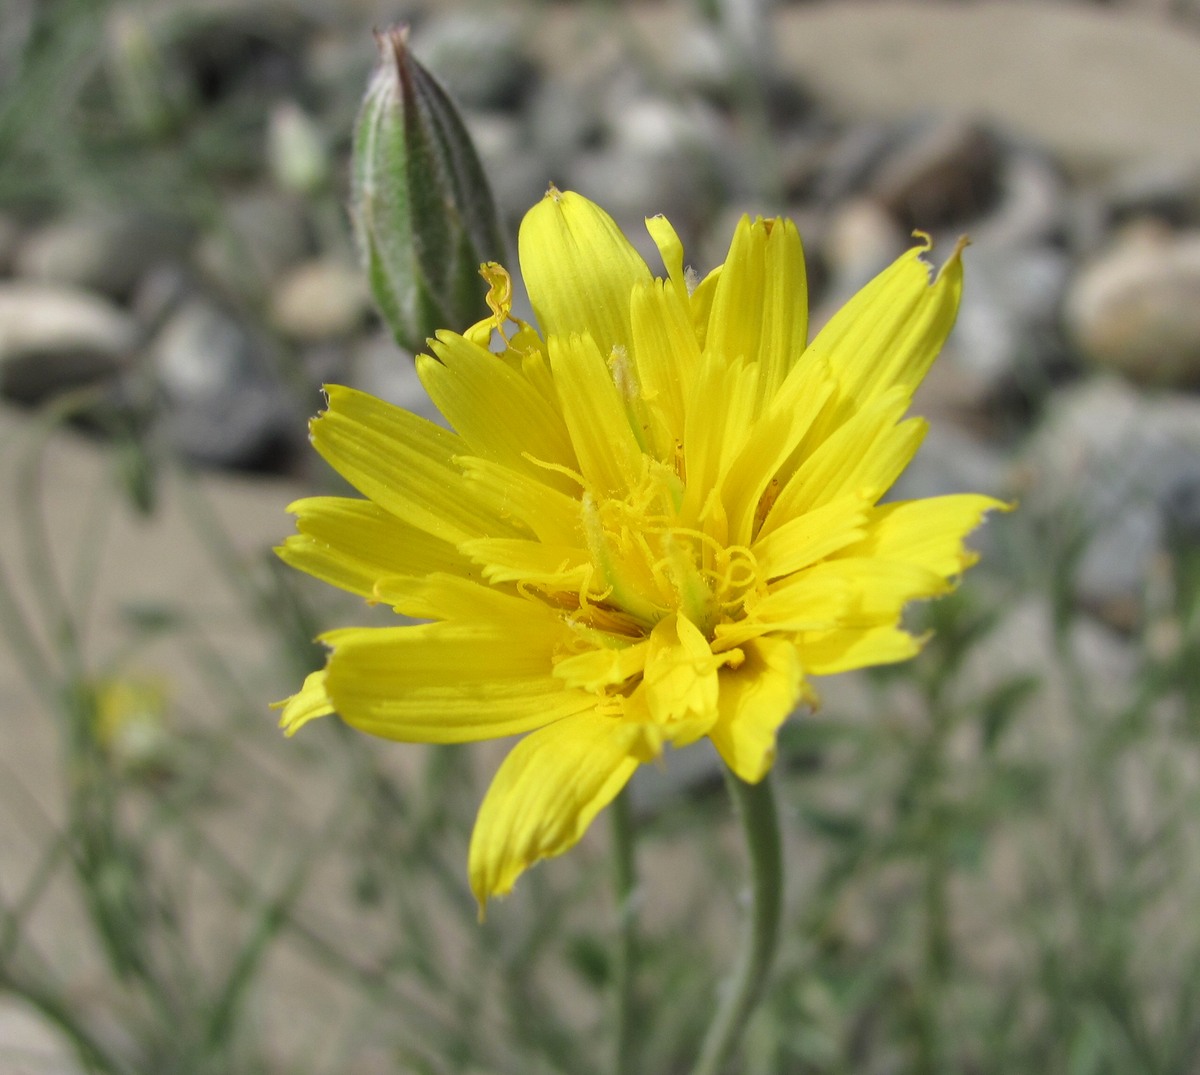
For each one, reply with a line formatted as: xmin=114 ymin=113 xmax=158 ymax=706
xmin=3 ymin=1 xmax=1200 ymax=1071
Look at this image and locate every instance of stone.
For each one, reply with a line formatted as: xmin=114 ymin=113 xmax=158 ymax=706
xmin=867 ymin=117 xmax=1003 ymax=230
xmin=0 ymin=213 xmax=21 ymax=274
xmin=412 ymin=11 xmax=534 ymax=112
xmin=266 ymin=100 xmax=329 ymax=197
xmin=818 ymin=197 xmax=907 ymax=306
xmin=570 ymin=90 xmax=724 ymax=244
xmin=1063 ymin=225 xmax=1200 ymax=387
xmin=1104 ymin=159 xmax=1200 ymax=228
xmin=268 ymin=257 xmax=370 ymax=342
xmin=150 ymin=298 xmax=298 ymax=470
xmin=1019 ymin=378 xmax=1200 ymax=625
xmin=972 ymin=149 xmax=1069 ymax=249
xmin=759 ymin=1 xmax=1200 ymax=171
xmin=0 ymin=282 xmax=137 ymax=404
xmin=14 ymin=212 xmax=189 ymax=300
xmin=194 ymin=189 xmax=312 ymax=301
xmin=944 ymin=239 xmax=1072 ymax=408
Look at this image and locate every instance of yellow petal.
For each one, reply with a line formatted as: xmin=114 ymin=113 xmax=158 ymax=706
xmin=277 ymin=496 xmax=468 ymax=600
xmin=322 ymin=617 xmax=594 ymax=743
xmin=629 ymin=277 xmax=699 ymax=457
xmin=418 ymin=333 xmax=577 ymax=478
xmin=799 ymin=236 xmax=964 ymax=442
xmin=844 ymin=494 xmax=1011 ymax=577
xmin=548 ymin=332 xmax=644 ymax=496
xmin=761 ymin=387 xmax=923 ymax=534
xmin=645 ymin=212 xmax=689 ymax=305
xmin=311 ymin=385 xmax=516 ymax=545
xmin=680 ymin=353 xmax=760 ymax=526
xmin=720 ymin=354 xmax=835 ymax=546
xmin=274 ymin=669 xmax=335 ymax=735
xmin=469 ymin=711 xmax=638 ymax=914
xmin=553 ymin=638 xmax=650 ymax=693
xmin=642 ymin=613 xmax=723 ymax=733
xmin=460 ymin=536 xmax=591 ymax=591
xmin=705 ymin=215 xmax=808 ymax=409
xmin=708 ymin=635 xmax=807 ymax=783
xmin=459 ymin=456 xmax=583 ymax=546
xmin=751 ymin=494 xmax=871 ymax=581
xmin=797 ymin=557 xmax=952 ymax=625
xmin=518 ymin=188 xmax=651 ymax=359
xmin=801 ymin=623 xmax=923 ymax=676
xmin=717 ymin=573 xmax=852 ymax=648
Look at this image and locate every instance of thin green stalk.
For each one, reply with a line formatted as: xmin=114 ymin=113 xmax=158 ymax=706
xmin=611 ymin=787 xmax=638 ymax=1075
xmin=690 ymin=770 xmax=783 ymax=1075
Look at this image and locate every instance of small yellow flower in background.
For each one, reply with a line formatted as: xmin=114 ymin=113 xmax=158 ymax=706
xmin=94 ymin=675 xmax=172 ymax=773
xmin=276 ymin=187 xmax=1005 ymax=913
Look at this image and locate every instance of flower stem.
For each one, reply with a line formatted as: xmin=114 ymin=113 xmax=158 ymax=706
xmin=690 ymin=770 xmax=783 ymax=1075
xmin=610 ymin=787 xmax=638 ymax=1075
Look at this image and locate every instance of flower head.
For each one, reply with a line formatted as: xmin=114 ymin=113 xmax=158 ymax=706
xmin=277 ymin=188 xmax=1005 ymax=913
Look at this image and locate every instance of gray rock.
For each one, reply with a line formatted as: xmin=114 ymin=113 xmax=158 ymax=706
xmin=150 ymin=298 xmax=297 ymax=470
xmin=412 ymin=11 xmax=534 ymax=112
xmin=1104 ymin=159 xmax=1200 ymax=228
xmin=194 ymin=189 xmax=312 ymax=301
xmin=570 ymin=91 xmax=724 ymax=241
xmin=809 ymin=122 xmax=908 ymax=206
xmin=265 ymin=100 xmax=329 ymax=197
xmin=268 ymin=257 xmax=370 ymax=342
xmin=460 ymin=110 xmax=545 ymax=227
xmin=944 ymin=239 xmax=1071 ymax=407
xmin=972 ymin=149 xmax=1068 ymax=248
xmin=0 ymin=282 xmax=137 ymax=404
xmin=14 ymin=212 xmax=189 ymax=300
xmin=1063 ymin=224 xmax=1200 ymax=387
xmin=0 ymin=214 xmax=21 ymax=274
xmin=949 ymin=594 xmax=1137 ymax=749
xmin=888 ymin=422 xmax=1013 ymax=504
xmin=867 ymin=117 xmax=1003 ymax=230
xmin=760 ymin=0 xmax=1200 ymax=171
xmin=817 ymin=197 xmax=907 ymax=310
xmin=1020 ymin=378 xmax=1200 ymax=625
xmin=525 ymin=74 xmax=603 ymax=176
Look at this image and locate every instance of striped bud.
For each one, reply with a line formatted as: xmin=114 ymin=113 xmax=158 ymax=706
xmin=351 ymin=27 xmax=507 ymax=353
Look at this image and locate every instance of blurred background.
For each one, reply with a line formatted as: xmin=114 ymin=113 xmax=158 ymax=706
xmin=2 ymin=0 xmax=1200 ymax=1072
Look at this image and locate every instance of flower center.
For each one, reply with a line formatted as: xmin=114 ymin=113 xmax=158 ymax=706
xmin=579 ymin=466 xmax=763 ymax=642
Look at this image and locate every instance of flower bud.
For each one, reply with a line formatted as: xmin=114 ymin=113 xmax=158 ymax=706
xmin=351 ymin=27 xmax=507 ymax=353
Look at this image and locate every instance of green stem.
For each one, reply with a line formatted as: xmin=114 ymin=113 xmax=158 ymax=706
xmin=611 ymin=787 xmax=638 ymax=1075
xmin=690 ymin=770 xmax=783 ymax=1075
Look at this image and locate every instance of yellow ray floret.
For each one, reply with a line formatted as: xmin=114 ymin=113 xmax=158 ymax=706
xmin=276 ymin=188 xmax=1009 ymax=913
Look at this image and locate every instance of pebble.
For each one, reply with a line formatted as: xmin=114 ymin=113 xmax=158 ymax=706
xmin=946 ymin=240 xmax=1072 ymax=408
xmin=14 ymin=212 xmax=189 ymax=300
xmin=1063 ymin=224 xmax=1200 ymax=387
xmin=0 ymin=213 xmax=21 ymax=274
xmin=0 ymin=282 xmax=137 ymax=404
xmin=150 ymin=298 xmax=297 ymax=470
xmin=819 ymin=196 xmax=907 ymax=299
xmin=867 ymin=117 xmax=1003 ymax=230
xmin=412 ymin=11 xmax=534 ymax=112
xmin=1104 ymin=158 xmax=1200 ymax=227
xmin=266 ymin=100 xmax=329 ymax=197
xmin=194 ymin=189 xmax=313 ymax=301
xmin=971 ymin=149 xmax=1068 ymax=248
xmin=1020 ymin=377 xmax=1200 ymax=626
xmin=268 ymin=257 xmax=371 ymax=342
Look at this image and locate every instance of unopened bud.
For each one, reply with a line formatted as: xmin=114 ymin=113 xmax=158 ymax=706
xmin=351 ymin=26 xmax=506 ymax=352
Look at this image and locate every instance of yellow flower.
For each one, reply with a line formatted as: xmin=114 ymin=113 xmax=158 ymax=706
xmin=276 ymin=188 xmax=1005 ymax=912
